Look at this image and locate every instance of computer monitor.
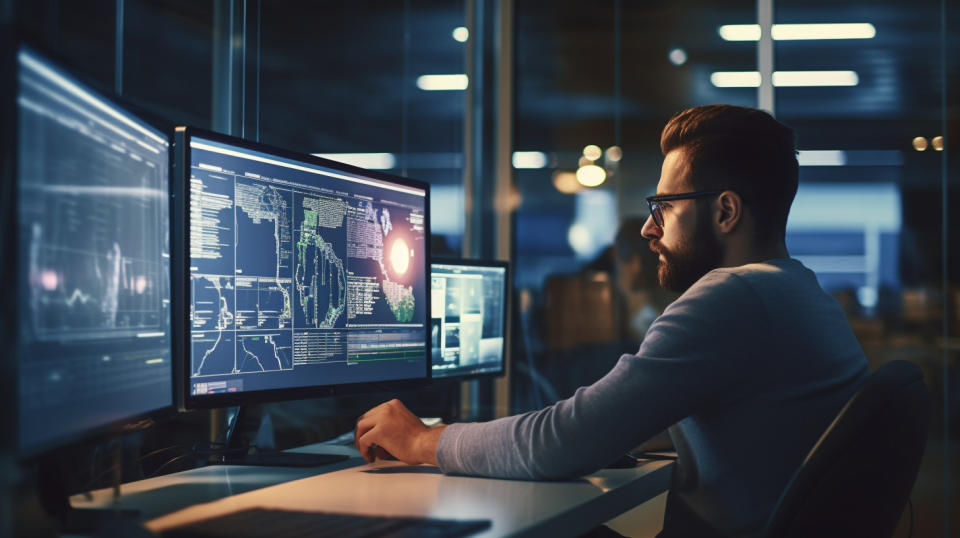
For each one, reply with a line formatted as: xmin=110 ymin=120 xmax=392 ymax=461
xmin=430 ymin=260 xmax=508 ymax=380
xmin=12 ymin=45 xmax=174 ymax=457
xmin=174 ymin=127 xmax=431 ymax=410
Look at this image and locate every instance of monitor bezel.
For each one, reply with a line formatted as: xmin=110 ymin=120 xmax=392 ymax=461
xmin=175 ymin=126 xmax=433 ymax=411
xmin=429 ymin=257 xmax=510 ymax=381
xmin=9 ymin=40 xmax=179 ymax=460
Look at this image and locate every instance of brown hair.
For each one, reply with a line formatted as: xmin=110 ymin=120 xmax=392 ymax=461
xmin=660 ymin=104 xmax=798 ymax=243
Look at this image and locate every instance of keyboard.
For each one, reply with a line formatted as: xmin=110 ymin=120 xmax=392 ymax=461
xmin=161 ymin=507 xmax=491 ymax=538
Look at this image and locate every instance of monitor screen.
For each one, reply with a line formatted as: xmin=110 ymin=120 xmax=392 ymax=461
xmin=430 ymin=261 xmax=508 ymax=379
xmin=15 ymin=46 xmax=173 ymax=455
xmin=181 ymin=130 xmax=429 ymax=407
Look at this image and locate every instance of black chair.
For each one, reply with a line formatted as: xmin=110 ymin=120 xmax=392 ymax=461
xmin=762 ymin=360 xmax=930 ymax=538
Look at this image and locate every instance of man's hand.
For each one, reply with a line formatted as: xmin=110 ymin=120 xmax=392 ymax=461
xmin=354 ymin=399 xmax=446 ymax=465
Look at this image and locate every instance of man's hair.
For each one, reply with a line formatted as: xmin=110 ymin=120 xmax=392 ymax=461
xmin=660 ymin=104 xmax=798 ymax=243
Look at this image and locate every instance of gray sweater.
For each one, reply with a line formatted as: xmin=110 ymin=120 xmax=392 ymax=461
xmin=435 ymin=258 xmax=870 ymax=536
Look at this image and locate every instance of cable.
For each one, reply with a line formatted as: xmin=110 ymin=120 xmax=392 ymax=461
xmin=149 ymin=454 xmax=197 ymax=479
xmin=80 ymin=444 xmax=192 ymax=492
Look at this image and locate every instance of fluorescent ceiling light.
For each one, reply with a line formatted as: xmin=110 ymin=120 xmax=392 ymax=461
xmin=710 ymin=71 xmax=762 ymax=87
xmin=512 ymin=151 xmax=548 ymax=169
xmin=718 ymin=25 xmax=762 ymax=41
xmin=772 ymin=70 xmax=858 ymax=87
xmin=710 ymin=71 xmax=858 ymax=87
xmin=416 ymin=74 xmax=468 ymax=91
xmin=773 ymin=23 xmax=875 ymax=40
xmin=797 ymin=150 xmax=847 ymax=166
xmin=718 ymin=23 xmax=876 ymax=41
xmin=312 ymin=152 xmax=397 ymax=170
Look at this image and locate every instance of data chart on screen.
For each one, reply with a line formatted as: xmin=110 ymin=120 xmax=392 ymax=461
xmin=187 ymin=136 xmax=428 ymax=398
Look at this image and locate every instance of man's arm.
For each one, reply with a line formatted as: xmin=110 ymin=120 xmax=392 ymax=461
xmin=354 ymin=399 xmax=446 ymax=465
xmin=354 ymin=271 xmax=766 ymax=479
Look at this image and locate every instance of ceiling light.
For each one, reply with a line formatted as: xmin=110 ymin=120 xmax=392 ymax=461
xmin=932 ymin=136 xmax=943 ymax=151
xmin=772 ymin=70 xmax=858 ymax=87
xmin=582 ymin=145 xmax=603 ymax=161
xmin=718 ymin=24 xmax=761 ymax=41
xmin=452 ymin=27 xmax=469 ymax=42
xmin=772 ymin=23 xmax=876 ymax=40
xmin=512 ymin=151 xmax=548 ymax=169
xmin=710 ymin=70 xmax=858 ymax=87
xmin=576 ymin=164 xmax=606 ymax=187
xmin=718 ymin=23 xmax=876 ymax=41
xmin=605 ymin=146 xmax=622 ymax=162
xmin=710 ymin=71 xmax=762 ymax=87
xmin=912 ymin=137 xmax=928 ymax=151
xmin=668 ymin=48 xmax=688 ymax=66
xmin=416 ymin=74 xmax=468 ymax=91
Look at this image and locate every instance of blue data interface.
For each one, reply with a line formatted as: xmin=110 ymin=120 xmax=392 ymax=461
xmin=430 ymin=264 xmax=506 ymax=379
xmin=16 ymin=48 xmax=173 ymax=453
xmin=188 ymin=138 xmax=428 ymax=396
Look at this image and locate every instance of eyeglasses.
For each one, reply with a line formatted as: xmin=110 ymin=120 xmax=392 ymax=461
xmin=645 ymin=190 xmax=724 ymax=228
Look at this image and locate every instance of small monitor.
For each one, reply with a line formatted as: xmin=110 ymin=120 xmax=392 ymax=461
xmin=430 ymin=260 xmax=508 ymax=379
xmin=176 ymin=128 xmax=430 ymax=409
xmin=14 ymin=45 xmax=173 ymax=456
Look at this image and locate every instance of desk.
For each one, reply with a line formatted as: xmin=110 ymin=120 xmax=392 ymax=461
xmin=73 ymin=444 xmax=673 ymax=537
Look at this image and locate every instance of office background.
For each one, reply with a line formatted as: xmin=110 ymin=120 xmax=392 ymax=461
xmin=0 ymin=0 xmax=957 ymax=536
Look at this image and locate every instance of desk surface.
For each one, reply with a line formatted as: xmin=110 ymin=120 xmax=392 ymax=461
xmin=73 ymin=444 xmax=673 ymax=537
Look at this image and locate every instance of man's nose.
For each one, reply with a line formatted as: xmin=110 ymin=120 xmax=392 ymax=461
xmin=641 ymin=215 xmax=662 ymax=240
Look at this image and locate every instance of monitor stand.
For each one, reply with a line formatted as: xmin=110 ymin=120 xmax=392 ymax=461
xmin=216 ymin=405 xmax=348 ymax=468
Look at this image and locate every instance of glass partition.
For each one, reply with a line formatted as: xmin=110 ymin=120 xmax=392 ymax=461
xmin=773 ymin=1 xmax=956 ymax=535
xmin=259 ymin=0 xmax=467 ymax=254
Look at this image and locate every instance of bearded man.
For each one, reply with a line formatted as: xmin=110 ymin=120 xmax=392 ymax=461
xmin=354 ymin=105 xmax=870 ymax=537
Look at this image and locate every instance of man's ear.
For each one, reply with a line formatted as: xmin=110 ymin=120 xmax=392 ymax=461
xmin=715 ymin=190 xmax=742 ymax=235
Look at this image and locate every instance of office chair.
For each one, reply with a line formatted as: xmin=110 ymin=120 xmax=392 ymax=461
xmin=762 ymin=360 xmax=929 ymax=538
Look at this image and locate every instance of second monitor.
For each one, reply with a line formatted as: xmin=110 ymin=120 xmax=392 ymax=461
xmin=176 ymin=128 xmax=431 ymax=410
xmin=431 ymin=260 xmax=509 ymax=380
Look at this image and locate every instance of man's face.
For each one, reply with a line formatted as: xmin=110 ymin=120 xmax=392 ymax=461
xmin=641 ymin=149 xmax=724 ymax=293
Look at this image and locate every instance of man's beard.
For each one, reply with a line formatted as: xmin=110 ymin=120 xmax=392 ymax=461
xmin=650 ymin=206 xmax=724 ymax=293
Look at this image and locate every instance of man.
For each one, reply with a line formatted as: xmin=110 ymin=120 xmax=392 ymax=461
xmin=354 ymin=105 xmax=870 ymax=537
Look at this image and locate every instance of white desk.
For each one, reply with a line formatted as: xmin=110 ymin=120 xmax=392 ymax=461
xmin=73 ymin=444 xmax=673 ymax=537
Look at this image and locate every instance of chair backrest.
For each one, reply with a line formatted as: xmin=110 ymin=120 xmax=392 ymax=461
xmin=762 ymin=360 xmax=930 ymax=538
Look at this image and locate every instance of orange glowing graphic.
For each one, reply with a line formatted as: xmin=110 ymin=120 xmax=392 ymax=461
xmin=390 ymin=238 xmax=410 ymax=275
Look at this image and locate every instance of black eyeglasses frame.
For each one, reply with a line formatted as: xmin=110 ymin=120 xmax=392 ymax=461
xmin=645 ymin=190 xmax=725 ymax=228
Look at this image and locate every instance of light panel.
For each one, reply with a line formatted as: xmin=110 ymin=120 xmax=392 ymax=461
xmin=718 ymin=23 xmax=876 ymax=41
xmin=772 ymin=70 xmax=859 ymax=87
xmin=416 ymin=74 xmax=469 ymax=91
xmin=512 ymin=151 xmax=548 ymax=169
xmin=710 ymin=71 xmax=859 ymax=88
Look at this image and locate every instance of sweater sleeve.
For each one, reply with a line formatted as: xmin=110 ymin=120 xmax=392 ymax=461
xmin=435 ymin=271 xmax=768 ymax=480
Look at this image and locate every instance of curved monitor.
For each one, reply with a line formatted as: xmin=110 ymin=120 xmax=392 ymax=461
xmin=430 ymin=259 xmax=508 ymax=380
xmin=175 ymin=128 xmax=431 ymax=409
xmin=14 ymin=45 xmax=174 ymax=456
